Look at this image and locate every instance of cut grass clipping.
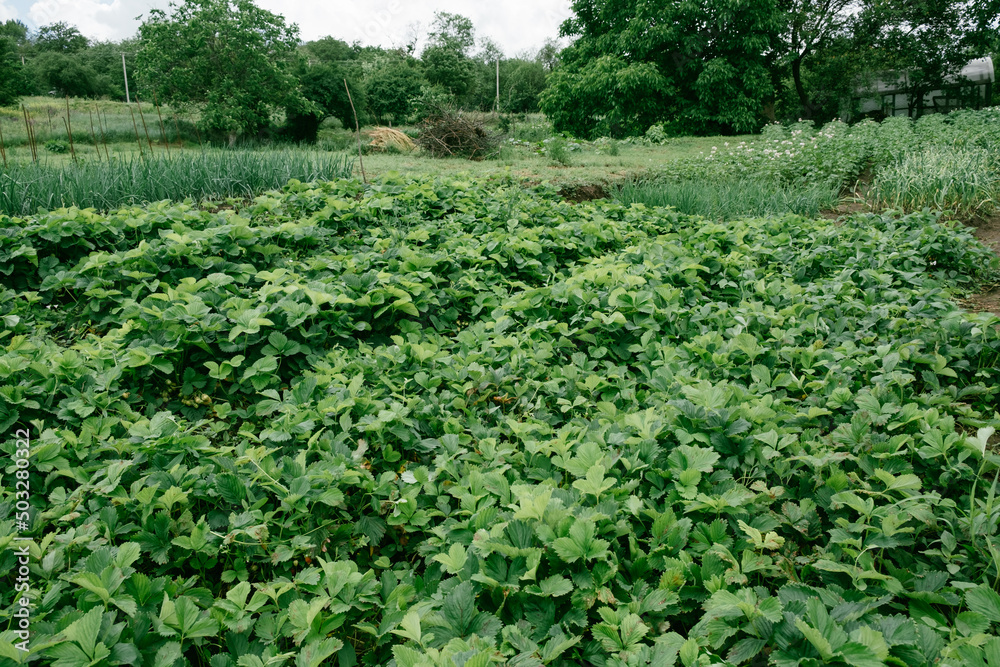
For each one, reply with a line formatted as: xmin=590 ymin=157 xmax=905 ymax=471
xmin=2 ymin=175 xmax=999 ymax=667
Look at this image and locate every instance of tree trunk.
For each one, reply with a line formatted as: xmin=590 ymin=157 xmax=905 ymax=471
xmin=792 ymin=56 xmax=811 ymax=119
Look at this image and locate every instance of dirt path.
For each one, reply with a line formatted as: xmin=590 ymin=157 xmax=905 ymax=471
xmin=963 ymin=214 xmax=1000 ymax=315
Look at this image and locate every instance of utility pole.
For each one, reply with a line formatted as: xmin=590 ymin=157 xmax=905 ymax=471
xmin=495 ymin=59 xmax=500 ymax=112
xmin=122 ymin=53 xmax=130 ymax=104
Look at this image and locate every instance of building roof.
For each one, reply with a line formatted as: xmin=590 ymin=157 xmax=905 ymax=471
xmin=868 ymin=57 xmax=994 ymax=94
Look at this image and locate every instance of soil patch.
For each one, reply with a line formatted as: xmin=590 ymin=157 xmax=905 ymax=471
xmin=961 ymin=214 xmax=1000 ymax=316
xmin=960 ymin=284 xmax=1000 ymax=315
xmin=819 ymin=200 xmax=869 ymax=221
xmin=971 ymin=213 xmax=1000 ymax=256
xmin=559 ymin=183 xmax=608 ymax=202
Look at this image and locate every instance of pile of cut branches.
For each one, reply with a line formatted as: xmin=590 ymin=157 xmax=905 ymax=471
xmin=417 ymin=107 xmax=500 ymax=160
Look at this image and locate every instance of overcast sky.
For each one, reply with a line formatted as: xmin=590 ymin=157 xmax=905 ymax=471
xmin=0 ymin=0 xmax=573 ymax=56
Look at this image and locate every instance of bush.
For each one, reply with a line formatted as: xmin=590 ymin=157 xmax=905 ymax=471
xmin=416 ymin=107 xmax=500 ymax=159
xmin=544 ymin=136 xmax=572 ymax=166
xmin=595 ymin=137 xmax=620 ymax=155
xmin=44 ymin=139 xmax=69 ymax=153
xmin=644 ymin=123 xmax=672 ymax=145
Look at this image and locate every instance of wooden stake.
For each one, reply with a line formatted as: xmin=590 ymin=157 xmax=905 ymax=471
xmin=28 ymin=109 xmax=38 ymax=162
xmin=63 ymin=117 xmax=76 ymax=162
xmin=172 ymin=112 xmax=183 ymax=147
xmin=29 ymin=109 xmax=38 ymax=162
xmin=98 ymin=107 xmax=111 ymax=160
xmin=22 ymin=105 xmax=36 ymax=163
xmin=88 ymin=108 xmax=101 ymax=161
xmin=344 ymin=78 xmax=366 ymax=183
xmin=64 ymin=97 xmax=76 ymax=162
xmin=129 ymin=106 xmax=144 ymax=157
xmin=152 ymin=91 xmax=170 ymax=153
xmin=135 ymin=97 xmax=154 ymax=153
xmin=0 ymin=120 xmax=7 ymax=168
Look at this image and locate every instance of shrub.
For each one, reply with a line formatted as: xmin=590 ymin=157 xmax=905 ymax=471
xmin=44 ymin=139 xmax=69 ymax=153
xmin=595 ymin=137 xmax=620 ymax=155
xmin=544 ymin=136 xmax=572 ymax=165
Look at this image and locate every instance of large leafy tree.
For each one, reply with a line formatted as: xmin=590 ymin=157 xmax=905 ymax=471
xmin=365 ymin=57 xmax=425 ymax=124
xmin=854 ymin=0 xmax=1000 ymax=116
xmin=776 ymin=0 xmax=856 ymax=119
xmin=137 ymin=0 xmax=307 ymax=140
xmin=421 ymin=12 xmax=479 ymax=105
xmin=0 ymin=38 xmax=23 ymax=105
xmin=284 ymin=62 xmax=366 ymax=142
xmin=304 ymin=36 xmax=355 ymax=65
xmin=34 ymin=22 xmax=89 ymax=53
xmin=284 ymin=37 xmax=368 ymax=141
xmin=541 ymin=56 xmax=670 ymax=137
xmin=499 ymin=59 xmax=548 ymax=113
xmin=542 ymin=0 xmax=784 ymax=137
xmin=0 ymin=20 xmax=29 ymax=104
xmin=27 ymin=52 xmax=106 ymax=97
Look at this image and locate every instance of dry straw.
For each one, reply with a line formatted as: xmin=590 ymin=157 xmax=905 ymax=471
xmin=365 ymin=127 xmax=416 ymax=153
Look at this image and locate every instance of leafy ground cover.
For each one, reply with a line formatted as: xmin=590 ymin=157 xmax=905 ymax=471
xmin=2 ymin=175 xmax=1000 ymax=667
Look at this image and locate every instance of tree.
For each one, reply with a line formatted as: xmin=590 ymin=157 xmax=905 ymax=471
xmin=537 ymin=38 xmax=562 ymax=71
xmin=304 ymin=37 xmax=355 ymax=65
xmin=543 ymin=0 xmax=784 ymax=137
xmin=137 ymin=0 xmax=307 ymax=140
xmin=27 ymin=52 xmax=105 ymax=97
xmin=855 ymin=0 xmax=1000 ymax=116
xmin=427 ymin=12 xmax=475 ymax=56
xmin=34 ymin=22 xmax=89 ymax=53
xmin=79 ymin=39 xmax=140 ymax=100
xmin=776 ymin=0 xmax=856 ymax=119
xmin=499 ymin=59 xmax=547 ymax=113
xmin=422 ymin=45 xmax=477 ymax=100
xmin=0 ymin=19 xmax=28 ymax=47
xmin=365 ymin=57 xmax=425 ymax=124
xmin=0 ymin=38 xmax=23 ymax=105
xmin=541 ymin=56 xmax=669 ymax=137
xmin=284 ymin=63 xmax=366 ymax=142
xmin=477 ymin=37 xmax=504 ymax=64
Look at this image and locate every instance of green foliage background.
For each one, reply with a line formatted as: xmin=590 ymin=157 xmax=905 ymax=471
xmin=136 ymin=0 xmax=306 ymax=138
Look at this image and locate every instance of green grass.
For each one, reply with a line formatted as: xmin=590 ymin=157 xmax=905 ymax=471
xmin=868 ymin=146 xmax=1000 ymax=218
xmin=0 ymin=150 xmax=354 ymax=217
xmin=359 ymin=137 xmax=742 ymax=185
xmin=0 ymin=96 xmax=200 ymax=149
xmin=612 ymin=176 xmax=842 ymax=219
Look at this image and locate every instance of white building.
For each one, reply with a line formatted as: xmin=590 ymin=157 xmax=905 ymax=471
xmin=851 ymin=56 xmax=994 ymax=119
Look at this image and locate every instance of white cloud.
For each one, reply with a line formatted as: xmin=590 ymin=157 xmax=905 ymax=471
xmin=0 ymin=1 xmax=19 ymax=21
xmin=260 ymin=0 xmax=573 ymax=55
xmin=23 ymin=0 xmax=572 ymax=55
xmin=28 ymin=0 xmax=162 ymax=40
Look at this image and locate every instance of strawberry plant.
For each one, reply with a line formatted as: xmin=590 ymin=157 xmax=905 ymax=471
xmin=1 ymin=172 xmax=999 ymax=667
